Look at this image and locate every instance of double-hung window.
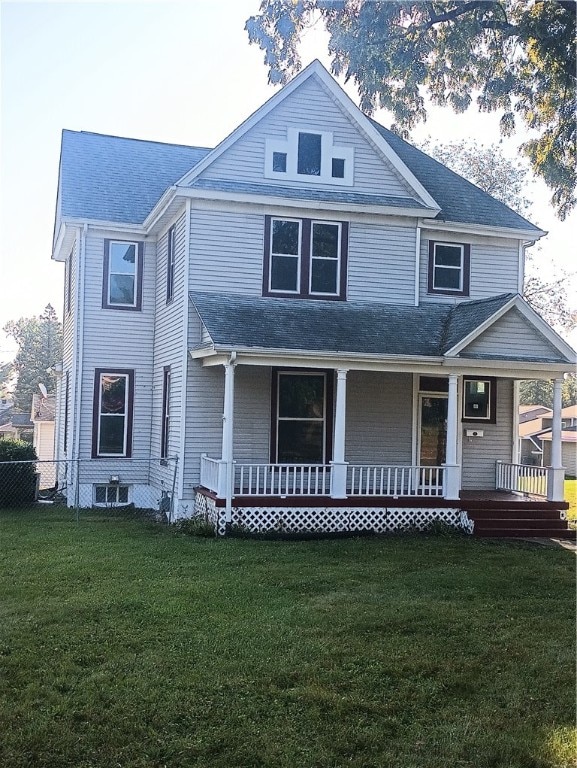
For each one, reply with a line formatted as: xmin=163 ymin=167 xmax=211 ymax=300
xmin=103 ymin=240 xmax=144 ymax=310
xmin=428 ymin=241 xmax=470 ymax=296
xmin=264 ymin=216 xmax=347 ymax=299
xmin=92 ymin=369 xmax=134 ymax=457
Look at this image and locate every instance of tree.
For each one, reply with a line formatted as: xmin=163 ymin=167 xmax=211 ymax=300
xmin=3 ymin=305 xmax=63 ymax=413
xmin=421 ymin=138 xmax=577 ymax=335
xmin=246 ymin=1 xmax=576 ymax=219
xmin=519 ymin=375 xmax=576 ymax=408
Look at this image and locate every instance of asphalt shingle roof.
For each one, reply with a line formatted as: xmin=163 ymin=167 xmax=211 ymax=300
xmin=191 ymin=178 xmax=430 ymax=211
xmin=59 ymin=130 xmax=210 ymax=224
xmin=189 ymin=291 xmax=521 ymax=359
xmin=59 ymin=117 xmax=542 ymax=233
xmin=370 ymin=121 xmax=541 ymax=233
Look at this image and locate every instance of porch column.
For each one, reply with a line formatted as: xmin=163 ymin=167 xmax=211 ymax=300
xmin=222 ymin=357 xmax=236 ymax=521
xmin=548 ymin=377 xmax=565 ymax=502
xmin=331 ymin=368 xmax=348 ymax=499
xmin=443 ymin=373 xmax=461 ymax=500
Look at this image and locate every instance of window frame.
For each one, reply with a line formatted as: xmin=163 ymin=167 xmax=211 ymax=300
xmin=94 ymin=484 xmax=130 ymax=506
xmin=166 ymin=226 xmax=175 ymax=303
xmin=102 ymin=239 xmax=144 ymax=311
xmin=263 ymin=216 xmax=348 ymax=300
xmin=270 ymin=369 xmax=334 ymax=465
xmin=161 ymin=366 xmax=171 ymax=459
xmin=427 ymin=240 xmax=470 ymax=297
xmin=462 ymin=376 xmax=497 ymax=423
xmin=92 ymin=369 xmax=135 ymax=458
xmin=265 ymin=128 xmax=354 ymax=186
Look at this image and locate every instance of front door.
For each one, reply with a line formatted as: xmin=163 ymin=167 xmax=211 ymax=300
xmin=418 ymin=394 xmax=448 ymax=466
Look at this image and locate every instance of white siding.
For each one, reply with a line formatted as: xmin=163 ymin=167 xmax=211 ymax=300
xmin=76 ymin=230 xmax=156 ymax=484
xmin=346 ymin=371 xmax=413 ymax=463
xmin=461 ymin=379 xmax=513 ymax=490
xmin=464 ymin=308 xmax=561 ymax=359
xmin=420 ymin=231 xmax=520 ymax=303
xmin=150 ymin=212 xmax=187 ymax=490
xmin=58 ymin=236 xmax=77 ymax=462
xmin=200 ymin=77 xmax=414 ymax=198
xmin=189 ymin=209 xmax=264 ymax=295
xmin=348 ymin=221 xmax=416 ymax=303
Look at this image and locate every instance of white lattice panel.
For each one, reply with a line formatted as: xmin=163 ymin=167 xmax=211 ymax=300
xmin=231 ymin=505 xmax=462 ymax=534
xmin=194 ymin=492 xmax=222 ymax=535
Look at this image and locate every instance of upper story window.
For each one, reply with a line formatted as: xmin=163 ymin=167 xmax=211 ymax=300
xmin=166 ymin=226 xmax=175 ymax=303
xmin=263 ymin=216 xmax=348 ymax=300
xmin=265 ymin=128 xmax=354 ymax=186
xmin=102 ymin=240 xmax=144 ymax=310
xmin=428 ymin=240 xmax=470 ymax=297
xmin=92 ymin=369 xmax=134 ymax=458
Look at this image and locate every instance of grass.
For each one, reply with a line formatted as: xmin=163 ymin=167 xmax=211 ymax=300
xmin=1 ymin=508 xmax=575 ymax=768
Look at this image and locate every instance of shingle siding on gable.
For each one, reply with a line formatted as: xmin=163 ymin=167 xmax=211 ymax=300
xmin=463 ymin=308 xmax=562 ymax=360
xmin=419 ymin=231 xmax=520 ymax=304
xmin=198 ymin=77 xmax=416 ymax=200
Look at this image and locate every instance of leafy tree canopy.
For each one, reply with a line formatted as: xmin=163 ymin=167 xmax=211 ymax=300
xmin=519 ymin=375 xmax=576 ymax=408
xmin=247 ymin=1 xmax=576 ymax=219
xmin=3 ymin=305 xmax=63 ymax=414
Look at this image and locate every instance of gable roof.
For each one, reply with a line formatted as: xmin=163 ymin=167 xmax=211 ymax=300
xmin=56 ymin=64 xmax=544 ymax=236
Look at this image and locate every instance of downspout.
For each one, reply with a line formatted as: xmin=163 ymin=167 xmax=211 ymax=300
xmin=178 ymin=199 xmax=192 ymax=508
xmin=414 ymin=225 xmax=421 ymax=307
xmin=72 ymin=224 xmax=87 ymax=504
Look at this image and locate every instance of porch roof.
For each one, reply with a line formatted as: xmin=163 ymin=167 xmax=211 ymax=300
xmin=188 ymin=291 xmax=543 ymax=362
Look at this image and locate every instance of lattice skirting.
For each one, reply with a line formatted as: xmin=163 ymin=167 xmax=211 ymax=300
xmin=232 ymin=505 xmax=464 ymax=535
xmin=193 ymin=491 xmax=471 ymax=536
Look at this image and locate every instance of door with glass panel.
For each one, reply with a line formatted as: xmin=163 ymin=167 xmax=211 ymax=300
xmin=418 ymin=394 xmax=448 ymax=466
xmin=275 ymin=372 xmax=327 ymax=463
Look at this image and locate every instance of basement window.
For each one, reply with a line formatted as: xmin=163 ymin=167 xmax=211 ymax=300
xmin=94 ymin=484 xmax=130 ymax=506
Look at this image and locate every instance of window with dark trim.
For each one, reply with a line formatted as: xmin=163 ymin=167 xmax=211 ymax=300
xmin=428 ymin=240 xmax=470 ymax=296
xmin=102 ymin=240 xmax=144 ymax=310
xmin=263 ymin=216 xmax=348 ymax=300
xmin=271 ymin=370 xmax=334 ymax=464
xmin=94 ymin=484 xmax=130 ymax=505
xmin=166 ymin=227 xmax=175 ymax=303
xmin=161 ymin=367 xmax=171 ymax=458
xmin=462 ymin=376 xmax=496 ymax=423
xmin=92 ymin=369 xmax=134 ymax=457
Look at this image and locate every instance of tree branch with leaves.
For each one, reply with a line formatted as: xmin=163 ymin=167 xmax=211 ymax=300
xmin=247 ymin=0 xmax=576 ymax=219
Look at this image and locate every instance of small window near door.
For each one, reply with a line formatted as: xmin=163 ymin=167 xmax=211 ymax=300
xmin=463 ymin=377 xmax=496 ymax=422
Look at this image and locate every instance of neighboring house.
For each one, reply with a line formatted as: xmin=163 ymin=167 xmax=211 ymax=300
xmin=51 ymin=60 xmax=576 ymax=533
xmin=519 ymin=404 xmax=577 ymax=477
xmin=0 ymin=413 xmax=34 ymax=442
xmin=31 ymin=394 xmax=56 ymax=489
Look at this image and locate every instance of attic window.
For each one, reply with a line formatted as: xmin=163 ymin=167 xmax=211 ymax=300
xmin=265 ymin=128 xmax=353 ymax=185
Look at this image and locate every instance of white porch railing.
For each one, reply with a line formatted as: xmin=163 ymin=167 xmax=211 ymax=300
xmin=348 ymin=464 xmax=444 ymax=497
xmin=496 ymin=461 xmax=548 ymax=498
xmin=235 ymin=463 xmax=331 ymax=496
xmin=200 ymin=457 xmax=446 ymax=498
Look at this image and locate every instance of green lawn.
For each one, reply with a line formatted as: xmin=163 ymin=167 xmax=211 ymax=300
xmin=1 ymin=509 xmax=575 ymax=768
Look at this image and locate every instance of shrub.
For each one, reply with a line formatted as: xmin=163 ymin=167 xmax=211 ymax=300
xmin=0 ymin=439 xmax=38 ymax=507
xmin=173 ymin=516 xmax=215 ymax=537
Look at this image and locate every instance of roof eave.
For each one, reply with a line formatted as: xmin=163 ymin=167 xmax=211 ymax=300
xmin=174 ymin=185 xmax=435 ymax=218
xmin=419 ymin=217 xmax=547 ymax=241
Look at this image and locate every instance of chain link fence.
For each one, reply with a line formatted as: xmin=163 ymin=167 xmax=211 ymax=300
xmin=0 ymin=457 xmax=179 ymax=523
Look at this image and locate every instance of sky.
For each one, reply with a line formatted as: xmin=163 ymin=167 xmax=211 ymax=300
xmin=1 ymin=0 xmax=576 ymax=361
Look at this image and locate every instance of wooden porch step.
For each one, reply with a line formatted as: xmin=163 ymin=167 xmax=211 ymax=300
xmin=472 ymin=517 xmax=569 ymax=530
xmin=474 ymin=528 xmax=576 ymax=540
xmin=465 ymin=508 xmax=564 ymax=521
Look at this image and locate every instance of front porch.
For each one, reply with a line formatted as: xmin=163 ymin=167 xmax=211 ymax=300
xmin=197 ymin=457 xmax=571 ymax=538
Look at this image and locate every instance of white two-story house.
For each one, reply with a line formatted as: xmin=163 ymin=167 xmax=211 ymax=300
xmin=52 ymin=61 xmax=576 ymax=535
